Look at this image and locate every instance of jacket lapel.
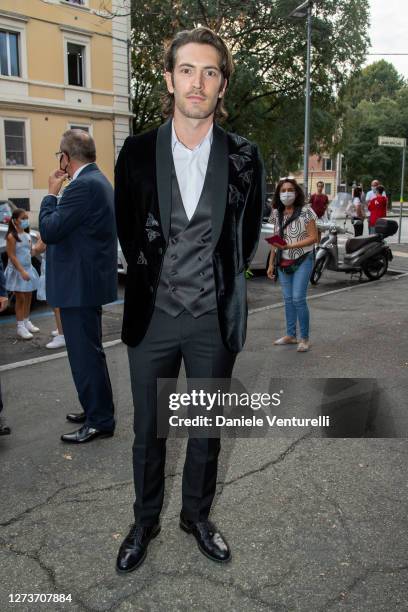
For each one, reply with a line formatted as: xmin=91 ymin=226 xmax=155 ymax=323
xmin=156 ymin=119 xmax=173 ymax=243
xmin=156 ymin=120 xmax=229 ymax=247
xmin=208 ymin=123 xmax=228 ymax=247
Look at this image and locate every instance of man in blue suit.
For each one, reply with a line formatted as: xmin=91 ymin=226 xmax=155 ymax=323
xmin=40 ymin=129 xmax=117 ymax=443
xmin=0 ymin=259 xmax=11 ymax=435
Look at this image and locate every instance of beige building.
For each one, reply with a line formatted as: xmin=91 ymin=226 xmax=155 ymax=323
xmin=292 ymin=154 xmax=338 ymax=200
xmin=0 ymin=0 xmax=132 ymax=222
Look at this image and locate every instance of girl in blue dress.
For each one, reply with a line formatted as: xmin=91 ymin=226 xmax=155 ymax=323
xmin=5 ymin=208 xmax=40 ymax=340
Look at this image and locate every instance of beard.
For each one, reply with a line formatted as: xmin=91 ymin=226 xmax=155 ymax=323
xmin=174 ymin=91 xmax=219 ymax=120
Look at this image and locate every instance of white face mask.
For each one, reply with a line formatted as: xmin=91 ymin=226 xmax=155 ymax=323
xmin=280 ymin=191 xmax=296 ymax=206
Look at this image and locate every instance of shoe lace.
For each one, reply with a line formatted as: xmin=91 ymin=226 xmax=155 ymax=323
xmin=196 ymin=520 xmax=216 ymax=537
xmin=127 ymin=523 xmax=147 ymax=543
xmin=196 ymin=520 xmax=227 ymax=548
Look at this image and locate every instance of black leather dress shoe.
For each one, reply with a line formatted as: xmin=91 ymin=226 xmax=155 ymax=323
xmin=60 ymin=425 xmax=114 ymax=444
xmin=180 ymin=516 xmax=231 ymax=563
xmin=0 ymin=418 xmax=11 ymax=436
xmin=66 ymin=411 xmax=86 ymax=424
xmin=116 ymin=523 xmax=161 ymax=574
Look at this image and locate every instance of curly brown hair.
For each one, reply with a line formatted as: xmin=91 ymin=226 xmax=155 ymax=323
xmin=272 ymin=178 xmax=306 ymax=213
xmin=162 ymin=27 xmax=234 ymax=122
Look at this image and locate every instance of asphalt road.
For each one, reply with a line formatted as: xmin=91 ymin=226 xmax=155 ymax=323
xmin=1 ymin=241 xmax=408 ymax=368
xmin=0 ymin=248 xmax=407 ymax=611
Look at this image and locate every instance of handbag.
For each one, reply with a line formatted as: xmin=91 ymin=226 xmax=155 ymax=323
xmin=279 ymin=252 xmax=310 ymax=275
xmin=272 ymin=207 xmax=303 ymax=278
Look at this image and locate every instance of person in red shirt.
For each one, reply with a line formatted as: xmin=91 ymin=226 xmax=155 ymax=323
xmin=309 ymin=181 xmax=329 ymax=218
xmin=368 ymin=185 xmax=387 ymax=234
xmin=309 ymin=181 xmax=329 ymax=241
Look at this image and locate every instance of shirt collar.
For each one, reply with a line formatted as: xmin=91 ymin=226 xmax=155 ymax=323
xmin=171 ymin=121 xmax=213 ymax=153
xmin=72 ymin=163 xmax=93 ymax=181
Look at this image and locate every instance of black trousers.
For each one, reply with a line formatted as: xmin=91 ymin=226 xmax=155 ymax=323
xmin=60 ymin=306 xmax=115 ymax=432
xmin=128 ymin=308 xmax=236 ymax=525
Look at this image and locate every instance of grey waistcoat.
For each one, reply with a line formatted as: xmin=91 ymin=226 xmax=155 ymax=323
xmin=155 ymin=164 xmax=217 ymax=318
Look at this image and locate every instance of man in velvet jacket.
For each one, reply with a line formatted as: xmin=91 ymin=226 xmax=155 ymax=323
xmin=115 ymin=27 xmax=265 ymax=573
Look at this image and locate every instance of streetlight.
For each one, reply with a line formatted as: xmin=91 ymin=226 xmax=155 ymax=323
xmin=288 ymin=0 xmax=312 ymax=195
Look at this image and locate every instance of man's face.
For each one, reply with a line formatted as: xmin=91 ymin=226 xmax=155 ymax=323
xmin=317 ymin=183 xmax=323 ymax=194
xmin=371 ymin=181 xmax=379 ymax=190
xmin=165 ymin=42 xmax=227 ymax=121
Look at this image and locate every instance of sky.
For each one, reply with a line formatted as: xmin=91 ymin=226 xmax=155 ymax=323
xmin=366 ymin=0 xmax=408 ymax=78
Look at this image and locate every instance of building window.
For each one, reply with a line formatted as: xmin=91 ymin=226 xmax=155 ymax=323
xmin=325 ymin=183 xmax=332 ymax=195
xmin=0 ymin=30 xmax=20 ymax=77
xmin=67 ymin=42 xmax=85 ymax=87
xmin=323 ymin=158 xmax=332 ymax=171
xmin=4 ymin=120 xmax=26 ymax=166
xmin=70 ymin=124 xmax=89 ymax=132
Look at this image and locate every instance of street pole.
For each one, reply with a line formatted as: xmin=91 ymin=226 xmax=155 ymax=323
xmin=303 ymin=1 xmax=312 ymax=197
xmin=398 ymin=145 xmax=406 ymax=244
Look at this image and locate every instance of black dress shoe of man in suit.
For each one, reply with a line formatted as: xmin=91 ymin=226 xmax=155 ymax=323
xmin=60 ymin=425 xmax=114 ymax=444
xmin=66 ymin=411 xmax=86 ymax=424
xmin=116 ymin=523 xmax=161 ymax=573
xmin=180 ymin=516 xmax=231 ymax=563
xmin=0 ymin=417 xmax=11 ymax=435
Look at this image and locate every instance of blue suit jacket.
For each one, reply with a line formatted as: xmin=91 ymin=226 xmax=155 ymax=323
xmin=0 ymin=259 xmax=6 ymax=297
xmin=39 ymin=163 xmax=117 ymax=308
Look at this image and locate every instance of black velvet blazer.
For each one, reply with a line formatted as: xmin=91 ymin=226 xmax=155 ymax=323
xmin=115 ymin=120 xmax=265 ymax=353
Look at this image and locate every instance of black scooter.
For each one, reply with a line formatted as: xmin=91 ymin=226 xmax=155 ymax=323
xmin=311 ymin=218 xmax=398 ymax=285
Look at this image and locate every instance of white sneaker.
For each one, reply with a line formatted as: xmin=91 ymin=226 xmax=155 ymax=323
xmin=51 ymin=329 xmax=59 ymax=337
xmin=46 ymin=335 xmax=66 ymax=349
xmin=17 ymin=326 xmax=33 ymax=340
xmin=25 ymin=320 xmax=40 ymax=333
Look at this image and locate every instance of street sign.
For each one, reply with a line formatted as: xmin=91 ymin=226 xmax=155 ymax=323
xmin=378 ymin=136 xmax=406 ymax=148
xmin=378 ymin=136 xmax=407 ymax=243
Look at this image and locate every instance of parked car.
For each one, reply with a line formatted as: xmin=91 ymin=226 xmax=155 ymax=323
xmin=0 ymin=199 xmax=17 ymax=224
xmin=249 ymin=219 xmax=275 ymax=271
xmin=117 ymin=243 xmax=127 ymax=275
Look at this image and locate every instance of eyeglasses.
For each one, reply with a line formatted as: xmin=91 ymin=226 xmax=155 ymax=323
xmin=55 ymin=151 xmax=68 ymax=160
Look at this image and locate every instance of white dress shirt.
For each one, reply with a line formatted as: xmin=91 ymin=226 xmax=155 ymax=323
xmin=171 ymin=121 xmax=213 ymax=221
xmin=72 ymin=162 xmax=92 ymax=181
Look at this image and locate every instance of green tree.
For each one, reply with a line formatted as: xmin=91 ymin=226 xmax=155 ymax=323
xmin=339 ymin=61 xmax=408 ymax=196
xmin=124 ymin=0 xmax=369 ymax=178
xmin=340 ymin=60 xmax=405 ymax=109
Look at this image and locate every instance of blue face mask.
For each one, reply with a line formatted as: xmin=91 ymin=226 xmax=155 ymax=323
xmin=20 ymin=219 xmax=29 ymax=230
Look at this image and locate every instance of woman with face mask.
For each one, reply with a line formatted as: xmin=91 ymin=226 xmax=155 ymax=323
xmin=266 ymin=178 xmax=318 ymax=352
xmin=5 ymin=208 xmax=40 ymax=340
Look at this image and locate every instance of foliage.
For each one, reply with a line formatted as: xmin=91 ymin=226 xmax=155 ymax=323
xmin=339 ymin=60 xmax=405 ymax=109
xmin=124 ymin=0 xmax=370 ymax=178
xmin=338 ymin=61 xmax=408 ymax=197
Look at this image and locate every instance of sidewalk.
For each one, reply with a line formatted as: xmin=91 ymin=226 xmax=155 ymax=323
xmin=0 ymin=271 xmax=407 ymax=611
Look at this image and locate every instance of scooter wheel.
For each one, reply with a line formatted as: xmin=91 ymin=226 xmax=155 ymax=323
xmin=311 ymin=257 xmax=326 ymax=285
xmin=362 ymin=254 xmax=388 ymax=281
